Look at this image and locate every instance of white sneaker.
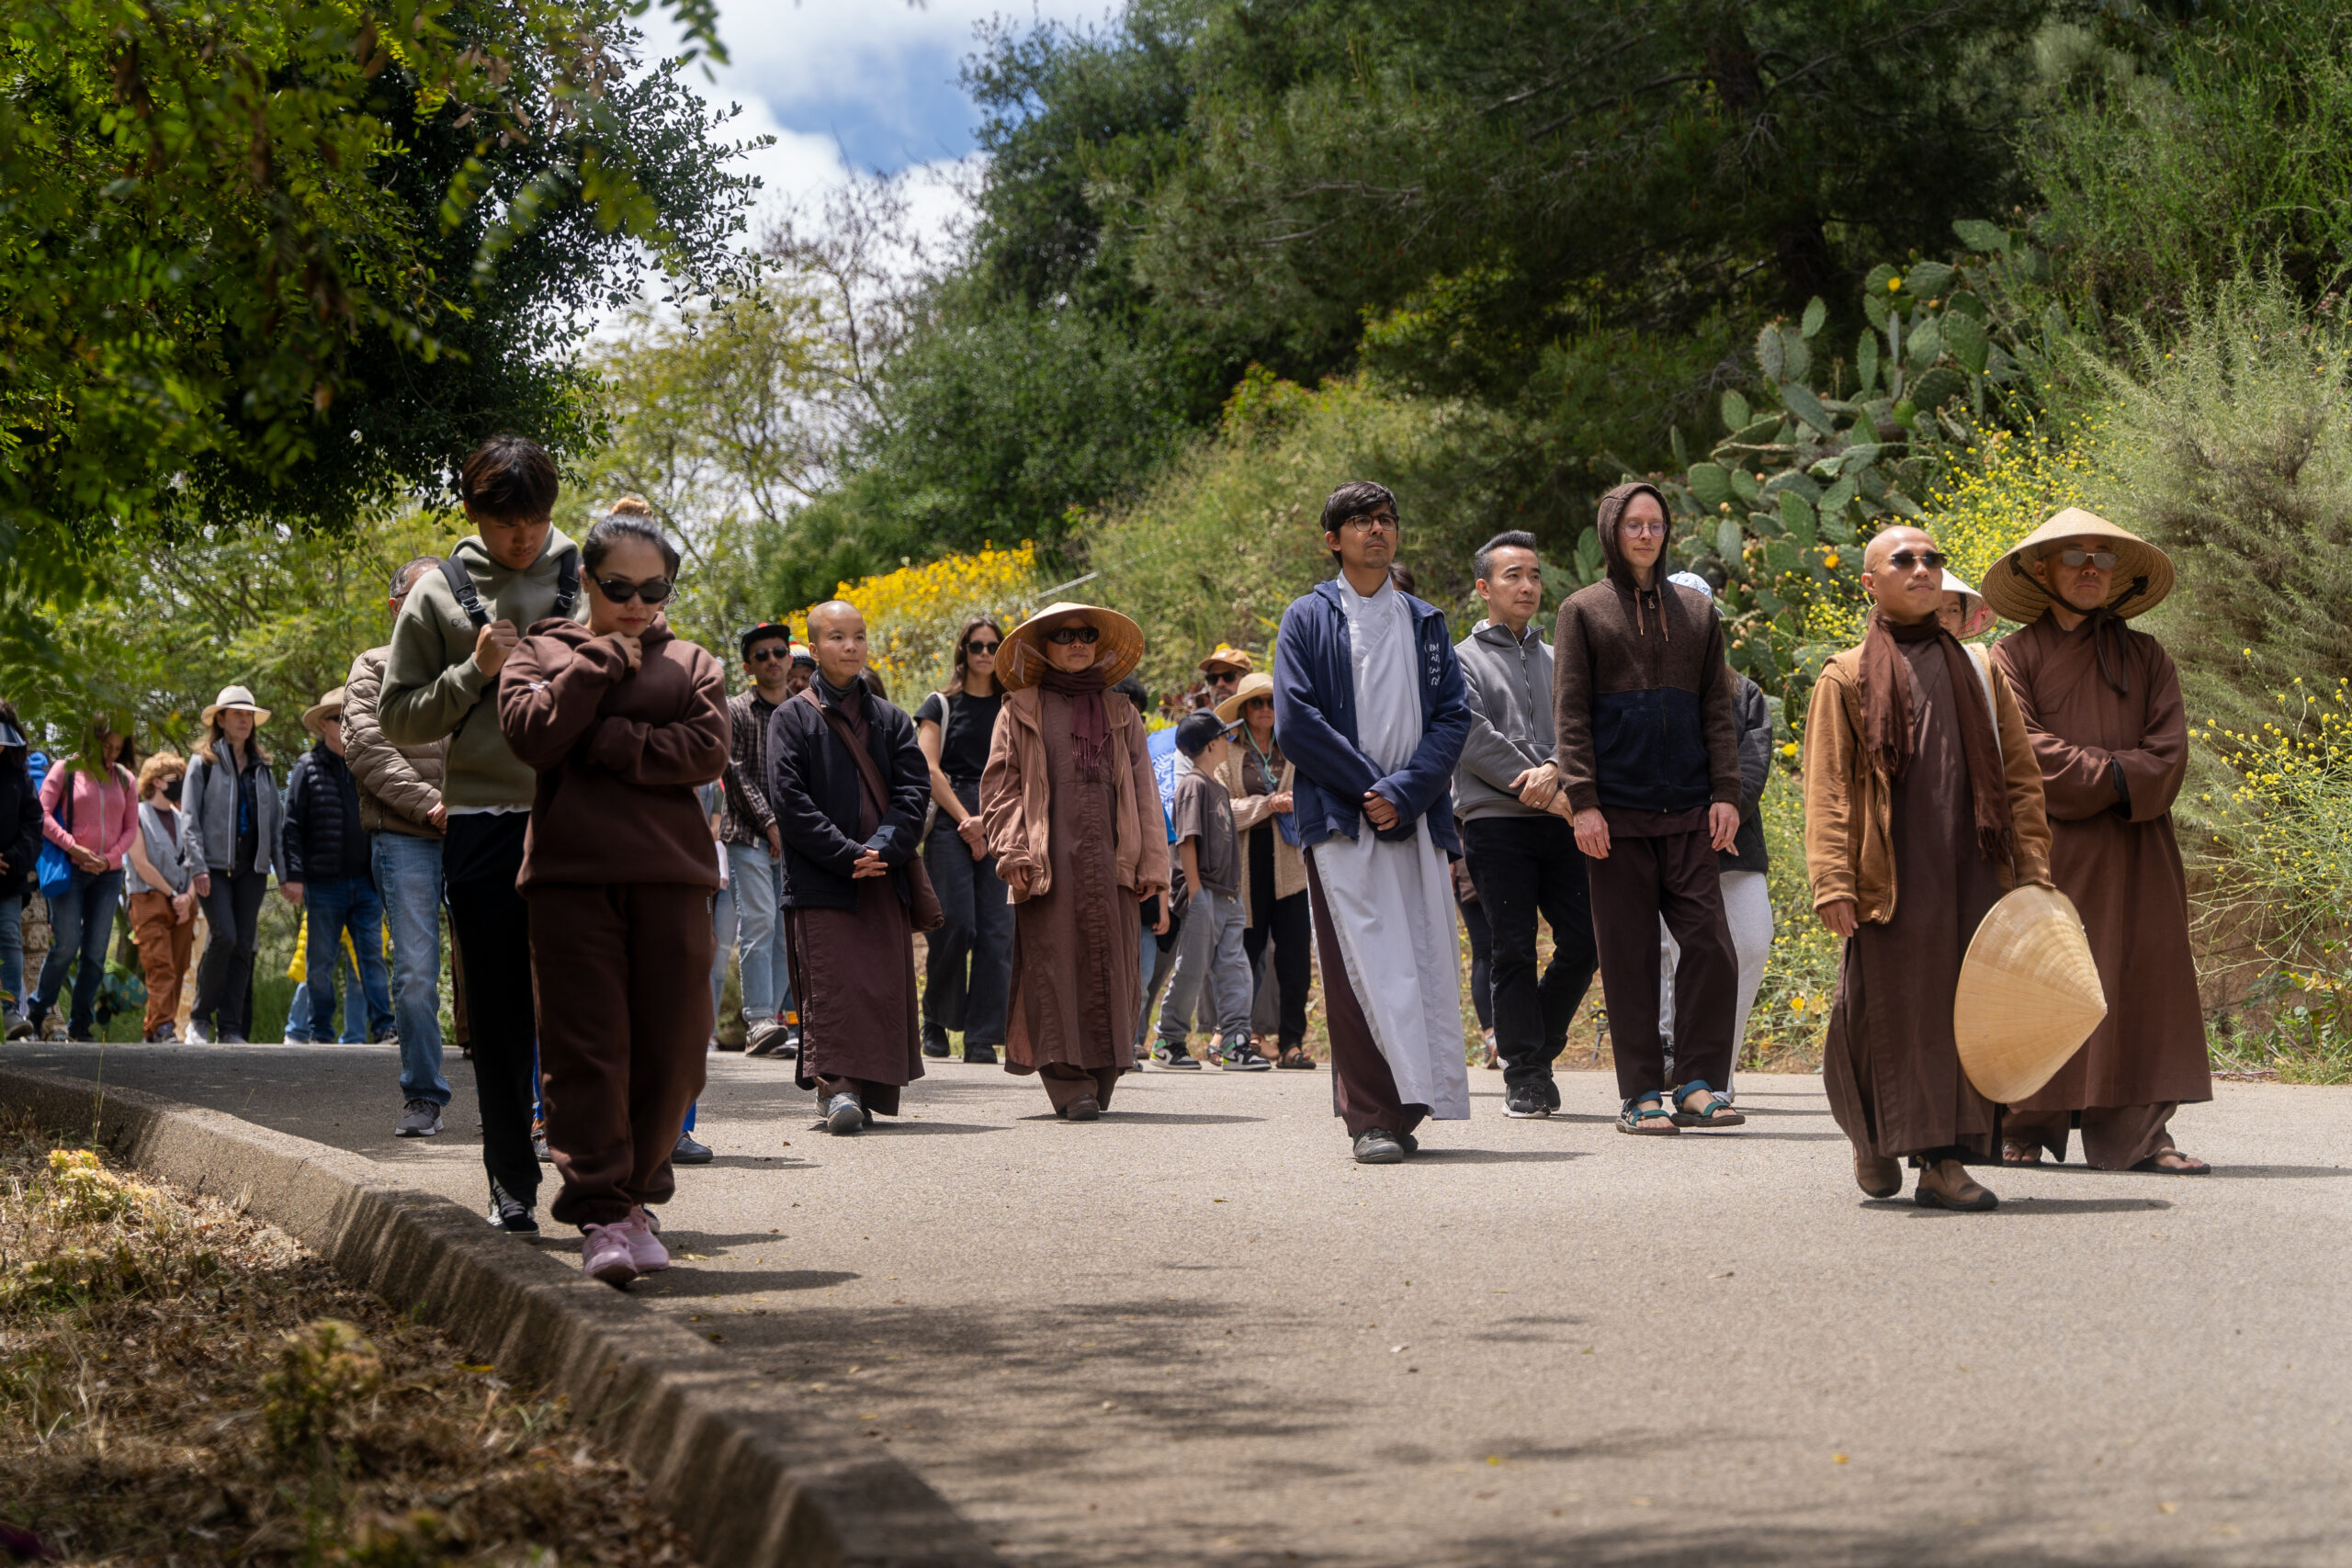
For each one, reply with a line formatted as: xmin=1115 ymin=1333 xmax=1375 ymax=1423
xmin=184 ymin=1021 xmax=211 ymax=1045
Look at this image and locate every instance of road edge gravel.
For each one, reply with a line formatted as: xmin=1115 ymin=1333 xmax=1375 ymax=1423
xmin=0 ymin=1062 xmax=998 ymax=1568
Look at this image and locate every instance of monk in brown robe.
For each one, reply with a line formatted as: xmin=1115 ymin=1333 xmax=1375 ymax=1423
xmin=981 ymin=602 xmax=1169 ymax=1120
xmin=1986 ymin=511 xmax=2211 ymax=1172
xmin=765 ymin=602 xmax=931 ymax=1135
xmin=1804 ymin=527 xmax=2054 ymax=1211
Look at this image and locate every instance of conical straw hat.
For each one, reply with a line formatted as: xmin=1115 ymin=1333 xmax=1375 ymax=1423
xmin=1981 ymin=507 xmax=2175 ymax=624
xmin=1952 ymin=884 xmax=2107 ymax=1104
xmin=998 ymin=602 xmax=1146 ymax=692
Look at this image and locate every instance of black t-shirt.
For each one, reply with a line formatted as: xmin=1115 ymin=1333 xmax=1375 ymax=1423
xmin=914 ymin=689 xmax=1004 ymax=785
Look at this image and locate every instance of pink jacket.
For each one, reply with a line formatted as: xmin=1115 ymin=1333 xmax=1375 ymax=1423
xmin=40 ymin=762 xmax=138 ymax=871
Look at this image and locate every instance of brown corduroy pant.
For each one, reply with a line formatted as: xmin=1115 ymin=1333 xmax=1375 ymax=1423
xmin=526 ymin=884 xmax=714 ymax=1230
xmin=1587 ymin=828 xmax=1736 ymax=1103
xmin=127 ymin=891 xmax=193 ymax=1039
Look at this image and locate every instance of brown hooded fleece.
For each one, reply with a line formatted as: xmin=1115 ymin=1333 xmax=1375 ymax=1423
xmin=1551 ymin=480 xmax=1740 ymax=827
xmin=496 ymin=620 xmax=729 ymax=890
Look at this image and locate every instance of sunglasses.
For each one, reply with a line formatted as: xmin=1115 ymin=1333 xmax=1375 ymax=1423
xmin=1046 ymin=626 xmax=1101 ymax=646
xmin=2052 ymin=548 xmax=2118 ymax=570
xmin=1208 ymin=670 xmax=1240 ymax=683
xmin=749 ymin=646 xmax=793 ymax=663
xmin=1242 ymin=696 xmax=1271 ymax=712
xmin=966 ymin=639 xmax=1001 ymax=654
xmin=1883 ymin=549 xmax=1948 ymax=570
xmin=595 ymin=576 xmax=675 ymax=605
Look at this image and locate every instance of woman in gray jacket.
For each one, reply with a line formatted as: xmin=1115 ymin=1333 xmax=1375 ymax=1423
xmin=178 ymin=685 xmax=284 ymax=1043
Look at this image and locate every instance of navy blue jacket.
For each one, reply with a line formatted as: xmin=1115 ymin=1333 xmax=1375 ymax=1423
xmin=1272 ymin=578 xmax=1473 ymax=856
xmin=764 ymin=684 xmax=929 ymax=914
xmin=281 ymin=743 xmax=370 ymax=885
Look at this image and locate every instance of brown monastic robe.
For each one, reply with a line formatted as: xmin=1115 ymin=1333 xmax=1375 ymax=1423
xmin=1821 ymin=641 xmax=2009 ymax=1160
xmin=1993 ymin=614 xmax=2210 ymax=1166
xmin=984 ymin=687 xmax=1163 ymax=1112
xmin=785 ymin=690 xmax=922 ymax=1116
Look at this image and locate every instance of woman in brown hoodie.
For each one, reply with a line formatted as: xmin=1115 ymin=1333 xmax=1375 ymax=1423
xmin=498 ymin=499 xmax=729 ymax=1287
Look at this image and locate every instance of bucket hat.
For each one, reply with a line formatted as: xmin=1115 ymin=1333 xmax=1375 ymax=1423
xmin=1214 ymin=671 xmax=1276 ymax=726
xmin=1982 ymin=508 xmax=2175 ymax=625
xmin=1952 ymin=884 xmax=2108 ymax=1104
xmin=301 ymin=687 xmax=347 ymax=737
xmin=999 ymin=603 xmax=1146 ymax=692
xmin=200 ymin=684 xmax=273 ymax=728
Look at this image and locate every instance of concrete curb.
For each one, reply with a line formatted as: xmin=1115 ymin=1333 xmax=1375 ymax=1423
xmin=0 ymin=1064 xmax=999 ymax=1568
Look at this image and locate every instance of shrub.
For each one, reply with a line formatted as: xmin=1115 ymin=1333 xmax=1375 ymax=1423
xmin=796 ymin=543 xmax=1045 ymax=701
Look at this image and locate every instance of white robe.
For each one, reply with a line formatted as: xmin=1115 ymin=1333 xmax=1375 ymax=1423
xmin=1308 ymin=580 xmax=1472 ymax=1120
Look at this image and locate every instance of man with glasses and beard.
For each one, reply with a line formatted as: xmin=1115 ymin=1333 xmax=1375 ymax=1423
xmin=720 ymin=622 xmax=800 ymax=1058
xmin=1272 ymin=481 xmax=1473 ymax=1164
xmin=1804 ymin=525 xmax=2053 ymax=1210
xmin=1987 ymin=512 xmax=2211 ymax=1175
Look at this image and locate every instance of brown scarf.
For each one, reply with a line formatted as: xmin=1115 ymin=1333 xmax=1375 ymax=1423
xmin=1039 ymin=666 xmax=1111 ymax=780
xmin=1859 ymin=608 xmax=2015 ymax=863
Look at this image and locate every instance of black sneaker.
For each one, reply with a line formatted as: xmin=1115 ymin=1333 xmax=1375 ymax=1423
xmin=531 ymin=1117 xmax=552 ymax=1164
xmin=963 ymin=1043 xmax=998 ymax=1066
xmin=1504 ymin=1083 xmax=1552 ymax=1119
xmin=1151 ymin=1043 xmax=1201 ymax=1071
xmin=1351 ymin=1128 xmax=1406 ymax=1165
xmin=4 ymin=1012 xmax=32 ymax=1041
xmin=395 ymin=1100 xmax=444 ymax=1138
xmin=1218 ymin=1034 xmax=1272 ymax=1071
xmin=921 ymin=1025 xmax=952 ymax=1059
xmin=672 ymin=1130 xmax=713 ymax=1165
xmin=487 ymin=1180 xmax=537 ymax=1234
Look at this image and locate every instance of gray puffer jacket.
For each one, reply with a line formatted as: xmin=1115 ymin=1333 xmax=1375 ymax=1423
xmin=1453 ymin=618 xmax=1556 ymax=823
xmin=178 ymin=739 xmax=281 ymax=878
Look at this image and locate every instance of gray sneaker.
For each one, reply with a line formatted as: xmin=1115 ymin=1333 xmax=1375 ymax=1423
xmin=395 ymin=1100 xmax=444 ymax=1138
xmin=821 ymin=1092 xmax=864 ymax=1136
xmin=4 ymin=1011 xmax=31 ymax=1041
xmin=1151 ymin=1042 xmax=1202 ymax=1071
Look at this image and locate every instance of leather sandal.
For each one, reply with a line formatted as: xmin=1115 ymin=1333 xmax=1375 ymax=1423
xmin=2000 ymin=1141 xmax=2045 ymax=1167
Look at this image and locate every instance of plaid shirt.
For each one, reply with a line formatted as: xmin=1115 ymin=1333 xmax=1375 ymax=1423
xmin=719 ymin=689 xmax=780 ymax=846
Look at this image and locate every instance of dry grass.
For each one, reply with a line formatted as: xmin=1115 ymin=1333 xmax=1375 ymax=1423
xmin=0 ymin=1116 xmax=702 ymax=1567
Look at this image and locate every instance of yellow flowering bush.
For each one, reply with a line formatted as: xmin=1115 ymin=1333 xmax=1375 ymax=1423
xmin=799 ymin=543 xmax=1044 ymax=699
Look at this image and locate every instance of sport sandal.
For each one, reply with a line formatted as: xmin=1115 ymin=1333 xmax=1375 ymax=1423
xmin=1617 ymin=1096 xmax=1679 ymax=1136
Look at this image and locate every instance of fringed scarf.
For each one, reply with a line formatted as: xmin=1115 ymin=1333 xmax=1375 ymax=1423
xmin=1860 ymin=608 xmax=2015 ymax=863
xmin=1040 ymin=666 xmax=1111 ymax=779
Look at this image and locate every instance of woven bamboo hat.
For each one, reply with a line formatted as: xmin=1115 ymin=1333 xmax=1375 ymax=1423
xmin=999 ymin=602 xmax=1146 ymax=692
xmin=300 ymin=686 xmax=347 ymax=737
xmin=1939 ymin=570 xmax=1995 ymax=639
xmin=1982 ymin=508 xmax=2176 ymax=624
xmin=1952 ymin=884 xmax=2107 ymax=1103
xmin=1214 ymin=671 xmax=1274 ymax=725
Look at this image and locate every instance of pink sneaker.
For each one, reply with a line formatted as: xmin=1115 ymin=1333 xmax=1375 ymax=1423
xmin=581 ymin=1223 xmax=639 ymax=1286
xmin=622 ymin=1207 xmax=670 ymax=1272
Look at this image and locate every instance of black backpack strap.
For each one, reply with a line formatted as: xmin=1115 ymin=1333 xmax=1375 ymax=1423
xmin=550 ymin=545 xmax=581 ymax=620
xmin=441 ymin=557 xmax=491 ymax=629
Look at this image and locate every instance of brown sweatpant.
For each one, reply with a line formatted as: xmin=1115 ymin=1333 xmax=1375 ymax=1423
xmin=127 ymin=891 xmax=193 ymax=1039
xmin=526 ymin=883 xmax=715 ymax=1230
xmin=1586 ymin=827 xmax=1736 ymax=1103
xmin=2004 ymin=1103 xmax=2177 ymax=1169
xmin=1304 ymin=852 xmax=1425 ymax=1139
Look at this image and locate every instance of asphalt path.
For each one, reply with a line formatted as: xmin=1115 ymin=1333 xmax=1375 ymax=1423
xmin=11 ymin=1039 xmax=2349 ymax=1567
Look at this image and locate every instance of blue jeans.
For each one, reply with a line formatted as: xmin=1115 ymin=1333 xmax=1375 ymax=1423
xmin=724 ymin=841 xmax=793 ymax=1024
xmin=0 ymin=892 xmax=22 ymax=1016
xmin=33 ymin=868 xmax=123 ymax=1035
xmin=302 ymin=877 xmax=392 ymax=1044
xmin=373 ymin=833 xmax=448 ymax=1105
xmin=286 ymin=955 xmax=365 ymax=1043
xmin=707 ymin=878 xmax=735 ymax=1023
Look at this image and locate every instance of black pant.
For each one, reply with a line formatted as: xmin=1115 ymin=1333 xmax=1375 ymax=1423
xmin=1458 ymin=892 xmax=1493 ymax=1030
xmin=1241 ymin=894 xmax=1311 ymax=1048
xmin=1586 ymin=826 xmax=1735 ymax=1103
xmin=444 ymin=814 xmax=538 ymax=1208
xmin=922 ymin=781 xmax=1012 ymax=1047
xmin=191 ymin=869 xmax=269 ymax=1037
xmin=1463 ymin=815 xmax=1599 ymax=1095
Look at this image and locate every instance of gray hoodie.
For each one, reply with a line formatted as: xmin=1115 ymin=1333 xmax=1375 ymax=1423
xmin=1453 ymin=617 xmax=1556 ymax=823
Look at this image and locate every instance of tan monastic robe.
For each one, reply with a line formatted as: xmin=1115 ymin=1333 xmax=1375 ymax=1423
xmin=1994 ymin=614 xmax=2210 ymax=1165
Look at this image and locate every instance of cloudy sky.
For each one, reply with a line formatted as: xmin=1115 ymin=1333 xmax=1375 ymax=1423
xmin=650 ymin=0 xmax=1117 ymax=238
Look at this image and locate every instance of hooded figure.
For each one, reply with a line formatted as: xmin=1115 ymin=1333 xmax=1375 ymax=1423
xmin=1551 ymin=480 xmax=1746 ymax=1134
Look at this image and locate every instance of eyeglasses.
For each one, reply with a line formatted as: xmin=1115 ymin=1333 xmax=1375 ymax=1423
xmin=1046 ymin=626 xmax=1100 ymax=646
xmin=749 ymin=646 xmax=793 ymax=663
xmin=595 ymin=576 xmax=675 ymax=605
xmin=1340 ymin=513 xmax=1398 ymax=534
xmin=965 ymin=639 xmax=1001 ymax=655
xmin=1883 ymin=549 xmax=1948 ymax=570
xmin=2052 ymin=548 xmax=2117 ymax=570
xmin=1619 ymin=518 xmax=1668 ymax=539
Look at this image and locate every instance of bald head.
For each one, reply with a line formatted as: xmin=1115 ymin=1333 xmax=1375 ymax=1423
xmin=807 ymin=600 xmax=868 ymax=686
xmin=1860 ymin=526 xmax=1945 ymax=625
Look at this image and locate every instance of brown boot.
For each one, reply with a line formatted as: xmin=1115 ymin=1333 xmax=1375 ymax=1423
xmin=1854 ymin=1149 xmax=1902 ymax=1200
xmin=1915 ymin=1158 xmax=1998 ymax=1212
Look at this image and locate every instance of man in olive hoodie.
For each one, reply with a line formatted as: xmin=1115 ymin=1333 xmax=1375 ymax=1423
xmin=1552 ymin=480 xmax=1744 ymax=1136
xmin=380 ymin=436 xmax=581 ymax=1235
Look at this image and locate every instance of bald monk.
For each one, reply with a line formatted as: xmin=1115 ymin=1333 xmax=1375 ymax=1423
xmin=1990 ymin=515 xmax=2211 ymax=1173
xmin=1804 ymin=526 xmax=2054 ymax=1210
xmin=766 ymin=601 xmax=931 ymax=1134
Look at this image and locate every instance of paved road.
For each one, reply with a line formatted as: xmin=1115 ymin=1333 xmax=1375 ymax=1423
xmin=11 ymin=1039 xmax=2350 ymax=1567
